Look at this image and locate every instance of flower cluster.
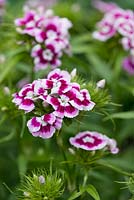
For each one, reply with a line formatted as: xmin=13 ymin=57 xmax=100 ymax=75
xmin=92 ymin=1 xmax=134 ymax=75
xmin=15 ymin=9 xmax=72 ymax=71
xmin=69 ymin=131 xmax=119 ymax=154
xmin=12 ymin=69 xmax=95 ymax=139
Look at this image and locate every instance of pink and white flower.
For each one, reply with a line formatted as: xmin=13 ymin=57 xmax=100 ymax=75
xmin=93 ymin=20 xmax=116 ymax=41
xmin=27 ymin=112 xmax=62 ymax=138
xmin=13 ymin=69 xmax=95 ymax=138
xmin=68 ymin=88 xmax=95 ymax=111
xmin=69 ymin=131 xmax=119 ymax=154
xmin=114 ymin=17 xmax=134 ymax=38
xmin=47 ymin=68 xmax=71 ymax=82
xmin=15 ymin=9 xmax=72 ymax=71
xmin=47 ymin=94 xmax=79 ymax=118
xmin=31 ymin=43 xmax=61 ymax=71
xmin=12 ymin=83 xmax=35 ymax=113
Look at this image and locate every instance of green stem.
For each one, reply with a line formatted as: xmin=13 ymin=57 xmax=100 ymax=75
xmin=30 ymin=66 xmax=35 ymax=82
xmin=56 ymin=135 xmax=75 ymax=191
xmin=97 ymin=160 xmax=131 ymax=177
xmin=82 ymin=171 xmax=88 ymax=187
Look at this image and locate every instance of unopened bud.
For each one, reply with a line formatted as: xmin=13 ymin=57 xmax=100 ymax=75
xmin=0 ymin=54 xmax=5 ymax=63
xmin=96 ymin=79 xmax=106 ymax=89
xmin=3 ymin=86 xmax=10 ymax=95
xmin=1 ymin=106 xmax=8 ymax=111
xmin=24 ymin=191 xmax=30 ymax=197
xmin=71 ymin=68 xmax=77 ymax=79
xmin=38 ymin=175 xmax=45 ymax=184
xmin=68 ymin=148 xmax=75 ymax=155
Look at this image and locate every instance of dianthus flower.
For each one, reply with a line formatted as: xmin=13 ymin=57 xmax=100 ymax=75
xmin=92 ymin=1 xmax=134 ymax=75
xmin=15 ymin=9 xmax=72 ymax=71
xmin=69 ymin=131 xmax=119 ymax=154
xmin=12 ymin=69 xmax=95 ymax=139
xmin=93 ymin=6 xmax=134 ymax=42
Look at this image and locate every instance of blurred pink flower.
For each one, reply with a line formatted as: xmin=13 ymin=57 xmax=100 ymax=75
xmin=122 ymin=56 xmax=134 ymax=75
xmin=92 ymin=0 xmax=118 ymax=13
xmin=15 ymin=9 xmax=72 ymax=71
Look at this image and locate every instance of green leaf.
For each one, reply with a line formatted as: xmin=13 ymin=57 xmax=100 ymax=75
xmin=104 ymin=111 xmax=134 ymax=120
xmin=68 ymin=190 xmax=84 ymax=200
xmin=86 ymin=184 xmax=100 ymax=200
xmin=87 ymin=54 xmax=112 ymax=82
xmin=0 ymin=130 xmax=15 ymax=144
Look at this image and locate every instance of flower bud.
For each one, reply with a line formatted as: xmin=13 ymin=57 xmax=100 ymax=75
xmin=96 ymin=79 xmax=106 ymax=89
xmin=39 ymin=175 xmax=45 ymax=184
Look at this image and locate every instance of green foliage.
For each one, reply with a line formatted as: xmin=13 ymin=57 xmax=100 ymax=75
xmin=0 ymin=0 xmax=134 ymax=200
xmin=15 ymin=168 xmax=64 ymax=200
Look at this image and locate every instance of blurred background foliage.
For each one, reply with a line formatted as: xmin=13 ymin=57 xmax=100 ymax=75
xmin=0 ymin=0 xmax=134 ymax=199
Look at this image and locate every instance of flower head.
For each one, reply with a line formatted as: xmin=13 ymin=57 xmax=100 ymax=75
xmin=15 ymin=9 xmax=72 ymax=71
xmin=27 ymin=113 xmax=62 ymax=139
xmin=69 ymin=131 xmax=119 ymax=154
xmin=13 ymin=69 xmax=95 ymax=139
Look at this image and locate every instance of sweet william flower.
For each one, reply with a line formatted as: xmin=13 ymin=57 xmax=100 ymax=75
xmin=15 ymin=9 xmax=72 ymax=71
xmin=27 ymin=113 xmax=62 ymax=139
xmin=69 ymin=131 xmax=119 ymax=154
xmin=93 ymin=20 xmax=116 ymax=41
xmin=13 ymin=69 xmax=95 ymax=138
xmin=12 ymin=83 xmax=35 ymax=113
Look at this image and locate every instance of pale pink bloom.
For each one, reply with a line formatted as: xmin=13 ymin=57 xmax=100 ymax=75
xmin=27 ymin=113 xmax=62 ymax=139
xmin=92 ymin=0 xmax=118 ymax=13
xmin=69 ymin=131 xmax=119 ymax=154
xmin=122 ymin=56 xmax=134 ymax=75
